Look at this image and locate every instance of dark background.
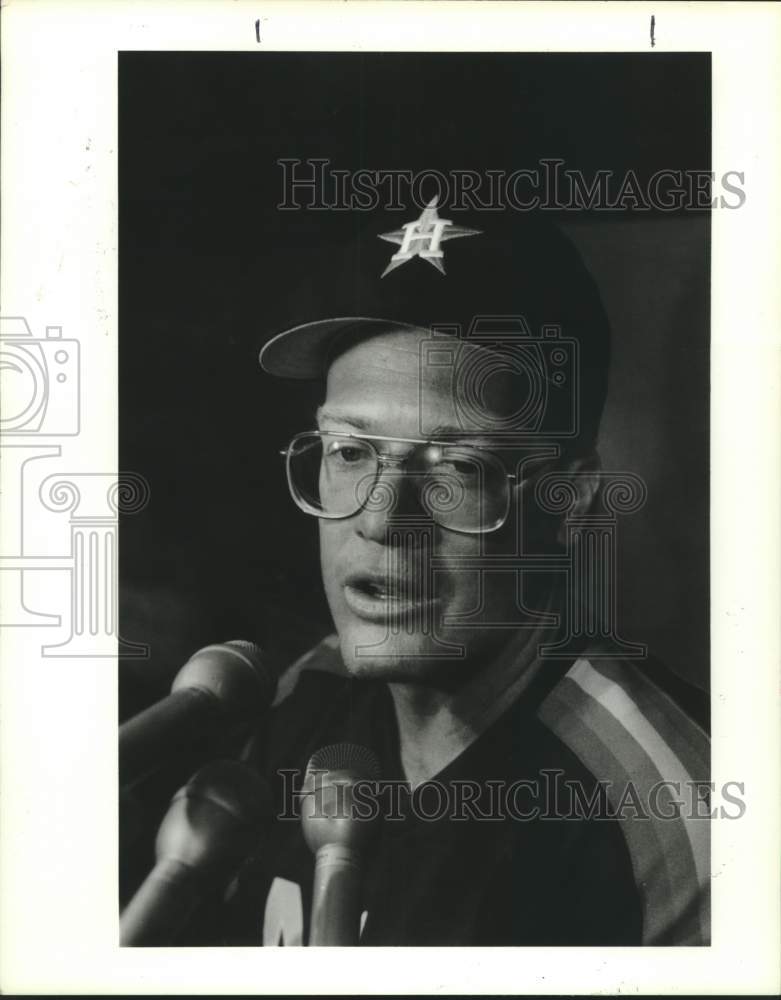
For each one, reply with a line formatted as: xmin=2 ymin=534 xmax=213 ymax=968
xmin=119 ymin=52 xmax=710 ymax=717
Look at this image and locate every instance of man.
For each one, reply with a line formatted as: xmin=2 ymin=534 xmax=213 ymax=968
xmin=218 ymin=201 xmax=709 ymax=946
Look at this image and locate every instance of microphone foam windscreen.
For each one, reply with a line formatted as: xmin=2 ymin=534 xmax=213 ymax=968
xmin=305 ymin=743 xmax=381 ymax=781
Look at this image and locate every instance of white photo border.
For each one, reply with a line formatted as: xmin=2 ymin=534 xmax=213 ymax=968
xmin=1 ymin=1 xmax=779 ymax=994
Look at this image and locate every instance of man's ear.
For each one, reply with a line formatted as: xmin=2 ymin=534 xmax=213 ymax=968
xmin=556 ymin=451 xmax=602 ymax=546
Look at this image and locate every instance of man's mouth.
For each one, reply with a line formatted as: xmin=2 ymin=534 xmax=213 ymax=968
xmin=342 ymin=572 xmax=438 ymax=623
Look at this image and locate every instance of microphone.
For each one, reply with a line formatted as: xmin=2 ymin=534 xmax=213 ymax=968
xmin=119 ymin=640 xmax=276 ymax=788
xmin=120 ymin=759 xmax=272 ymax=946
xmin=300 ymin=743 xmax=380 ymax=946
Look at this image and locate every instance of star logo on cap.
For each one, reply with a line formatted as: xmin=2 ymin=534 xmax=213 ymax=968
xmin=378 ymin=198 xmax=481 ymax=278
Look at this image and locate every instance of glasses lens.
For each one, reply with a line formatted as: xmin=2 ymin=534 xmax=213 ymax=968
xmin=287 ymin=433 xmax=378 ymax=518
xmin=286 ymin=433 xmax=511 ymax=532
xmin=412 ymin=444 xmax=510 ymax=533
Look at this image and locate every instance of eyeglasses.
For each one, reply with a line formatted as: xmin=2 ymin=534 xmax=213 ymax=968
xmin=280 ymin=430 xmax=553 ymax=535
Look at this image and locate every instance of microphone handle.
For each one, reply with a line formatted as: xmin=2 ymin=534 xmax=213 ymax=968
xmin=119 ymin=687 xmax=219 ymax=788
xmin=309 ymin=844 xmax=363 ymax=946
xmin=120 ymin=858 xmax=201 ymax=946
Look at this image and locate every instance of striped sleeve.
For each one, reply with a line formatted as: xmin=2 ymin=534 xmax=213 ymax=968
xmin=537 ymin=656 xmax=711 ymax=945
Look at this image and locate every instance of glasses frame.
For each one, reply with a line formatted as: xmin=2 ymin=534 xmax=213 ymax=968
xmin=280 ymin=429 xmax=555 ymax=535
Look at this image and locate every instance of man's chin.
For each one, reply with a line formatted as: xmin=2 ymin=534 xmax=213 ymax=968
xmin=335 ymin=622 xmax=473 ymax=683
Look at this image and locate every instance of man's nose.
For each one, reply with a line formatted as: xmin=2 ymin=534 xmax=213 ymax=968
xmin=354 ymin=465 xmax=424 ymax=543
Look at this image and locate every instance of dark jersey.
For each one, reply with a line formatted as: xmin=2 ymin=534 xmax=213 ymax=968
xmin=212 ymin=635 xmax=710 ymax=947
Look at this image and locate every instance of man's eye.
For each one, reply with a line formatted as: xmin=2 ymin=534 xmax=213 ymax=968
xmin=326 ymin=443 xmax=368 ymax=464
xmin=432 ymin=458 xmax=480 ymax=479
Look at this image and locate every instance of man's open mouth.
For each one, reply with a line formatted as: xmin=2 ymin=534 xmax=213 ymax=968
xmin=343 ymin=573 xmax=437 ymax=622
xmin=352 ymin=577 xmax=394 ymax=600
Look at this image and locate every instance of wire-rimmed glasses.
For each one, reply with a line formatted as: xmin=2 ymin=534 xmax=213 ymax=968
xmin=280 ymin=430 xmax=552 ymax=534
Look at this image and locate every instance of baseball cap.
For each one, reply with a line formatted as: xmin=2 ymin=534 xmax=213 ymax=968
xmin=258 ymin=201 xmax=611 ymax=448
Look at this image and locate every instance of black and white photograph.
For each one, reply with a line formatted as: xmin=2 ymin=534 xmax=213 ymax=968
xmin=1 ymin=2 xmax=779 ymax=994
xmin=118 ymin=50 xmax=713 ymax=948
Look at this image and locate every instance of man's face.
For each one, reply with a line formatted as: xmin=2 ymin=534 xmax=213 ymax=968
xmin=316 ymin=327 xmax=546 ymax=684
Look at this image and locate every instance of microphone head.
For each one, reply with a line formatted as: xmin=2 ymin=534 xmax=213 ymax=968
xmin=156 ymin=759 xmax=273 ymax=876
xmin=171 ymin=639 xmax=277 ymax=717
xmin=306 ymin=743 xmax=381 ymax=780
xmin=301 ymin=743 xmax=381 ymax=855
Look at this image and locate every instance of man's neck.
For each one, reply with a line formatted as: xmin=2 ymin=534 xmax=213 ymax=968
xmin=388 ymin=610 xmax=554 ymax=788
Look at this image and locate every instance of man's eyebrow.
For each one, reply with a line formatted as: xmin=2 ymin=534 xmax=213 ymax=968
xmin=315 ymin=411 xmax=494 ymax=444
xmin=315 ymin=408 xmax=371 ymax=431
xmin=428 ymin=424 xmax=472 ymax=439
